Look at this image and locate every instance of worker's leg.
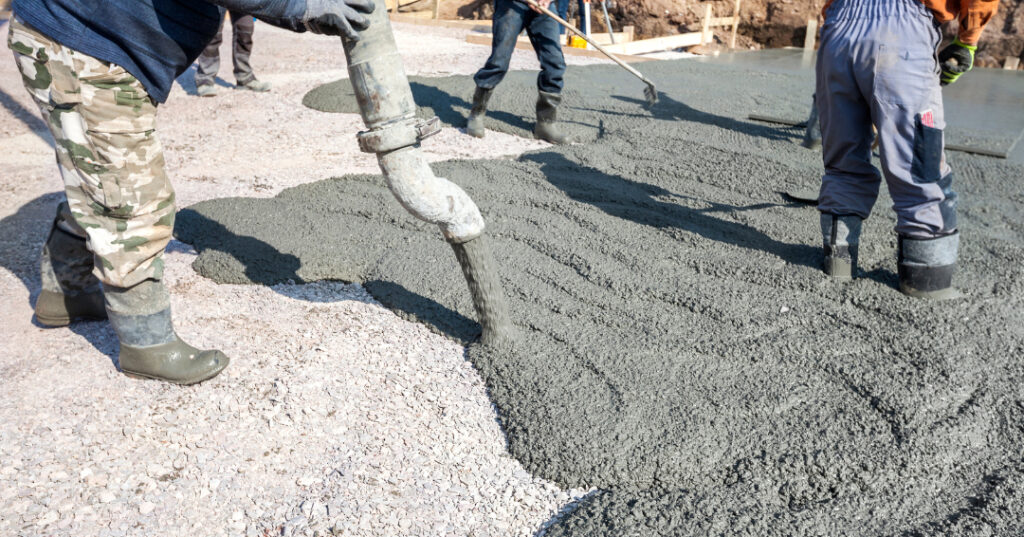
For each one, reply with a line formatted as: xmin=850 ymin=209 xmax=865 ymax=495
xmin=472 ymin=0 xmax=527 ymax=90
xmin=867 ymin=0 xmax=958 ymax=297
xmin=467 ymin=0 xmax=526 ymax=137
xmin=9 ymin=18 xmax=230 ymax=382
xmin=194 ymin=15 xmax=225 ymax=93
xmin=525 ymin=10 xmax=569 ymax=144
xmin=815 ymin=3 xmax=879 ymax=277
xmin=230 ymin=12 xmax=269 ymax=92
xmin=525 ymin=9 xmax=566 ymax=95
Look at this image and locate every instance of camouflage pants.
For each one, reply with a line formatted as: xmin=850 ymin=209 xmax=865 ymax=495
xmin=8 ymin=17 xmax=174 ymax=289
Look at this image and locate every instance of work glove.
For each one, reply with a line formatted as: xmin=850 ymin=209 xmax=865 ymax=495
xmin=938 ymin=38 xmax=976 ymax=86
xmin=299 ymin=0 xmax=375 ymax=39
xmin=209 ymin=0 xmax=375 ymax=41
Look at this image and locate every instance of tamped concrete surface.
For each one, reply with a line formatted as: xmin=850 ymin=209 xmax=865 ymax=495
xmin=180 ymin=56 xmax=1024 ymax=535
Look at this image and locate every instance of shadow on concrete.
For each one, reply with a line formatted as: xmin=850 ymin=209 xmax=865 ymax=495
xmin=363 ymin=279 xmax=479 ymax=344
xmin=0 ymin=193 xmax=117 ymax=365
xmin=524 ymin=150 xmax=820 ymax=269
xmin=174 ymin=208 xmax=303 ymax=286
xmin=0 ymin=84 xmax=55 ymax=147
xmin=409 ymin=80 xmax=534 ymax=133
xmin=607 ymin=92 xmax=800 ymax=143
xmin=174 ymin=208 xmax=482 ymax=343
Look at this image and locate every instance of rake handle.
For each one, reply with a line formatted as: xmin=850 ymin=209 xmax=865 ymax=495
xmin=519 ymin=0 xmax=653 ymax=88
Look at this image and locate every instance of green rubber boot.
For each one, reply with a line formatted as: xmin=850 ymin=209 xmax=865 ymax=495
xmin=465 ymin=86 xmax=492 ymax=138
xmin=534 ymin=91 xmax=570 ymax=144
xmin=35 ymin=202 xmax=107 ymax=327
xmin=105 ymin=280 xmax=229 ymax=385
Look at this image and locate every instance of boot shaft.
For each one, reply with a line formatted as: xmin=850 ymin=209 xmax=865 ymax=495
xmin=103 ymin=279 xmax=176 ymax=347
xmin=898 ymin=232 xmax=959 ymax=299
xmin=820 ymin=213 xmax=862 ymax=279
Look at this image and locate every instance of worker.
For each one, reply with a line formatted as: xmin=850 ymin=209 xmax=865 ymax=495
xmin=7 ymin=0 xmax=373 ymax=384
xmin=815 ymin=0 xmax=997 ymax=299
xmin=464 ymin=0 xmax=569 ymax=144
xmin=195 ymin=12 xmax=272 ymax=97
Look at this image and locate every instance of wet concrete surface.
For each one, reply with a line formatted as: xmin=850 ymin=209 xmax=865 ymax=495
xmin=178 ymin=58 xmax=1024 ymax=535
xmin=304 ymin=50 xmax=1024 ymax=158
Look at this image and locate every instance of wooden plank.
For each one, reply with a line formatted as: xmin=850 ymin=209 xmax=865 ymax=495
xmin=803 ymin=17 xmax=818 ymax=50
xmin=601 ymin=31 xmax=705 ymax=55
xmin=582 ymin=30 xmax=635 ymax=45
xmin=465 ymin=34 xmax=657 ymax=62
xmin=729 ymin=0 xmax=741 ymax=49
xmin=708 ymin=16 xmax=739 ymax=27
xmin=1004 ymin=57 xmax=1021 ymax=70
xmin=623 ymin=25 xmax=635 ymax=43
xmin=389 ymin=13 xmax=491 ymax=30
xmin=701 ymin=4 xmax=713 ymax=44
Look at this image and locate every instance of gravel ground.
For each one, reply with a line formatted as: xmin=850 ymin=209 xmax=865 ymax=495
xmin=0 ymin=19 xmax=603 ymax=537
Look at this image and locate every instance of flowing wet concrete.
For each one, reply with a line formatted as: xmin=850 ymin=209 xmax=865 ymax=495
xmin=178 ymin=58 xmax=1024 ymax=534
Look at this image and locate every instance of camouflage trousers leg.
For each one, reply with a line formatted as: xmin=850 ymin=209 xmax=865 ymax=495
xmin=8 ymin=17 xmax=175 ymax=289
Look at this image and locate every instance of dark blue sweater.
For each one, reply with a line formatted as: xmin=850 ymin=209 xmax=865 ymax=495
xmin=14 ymin=0 xmax=230 ymax=103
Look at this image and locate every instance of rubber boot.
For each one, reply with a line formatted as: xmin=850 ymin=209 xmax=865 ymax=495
xmin=897 ymin=232 xmax=961 ymax=300
xmin=534 ymin=91 xmax=570 ymax=144
xmin=35 ymin=203 xmax=107 ymax=327
xmin=820 ymin=213 xmax=862 ymax=280
xmin=802 ymin=101 xmax=821 ymax=149
xmin=104 ymin=280 xmax=229 ymax=384
xmin=465 ymin=86 xmax=492 ymax=138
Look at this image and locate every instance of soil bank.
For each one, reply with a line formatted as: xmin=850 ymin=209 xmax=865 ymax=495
xmin=177 ymin=58 xmax=1024 ymax=534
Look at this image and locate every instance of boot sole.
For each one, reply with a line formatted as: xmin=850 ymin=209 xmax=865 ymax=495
xmin=121 ymin=359 xmax=229 ymax=386
xmin=34 ymin=312 xmax=106 ymax=328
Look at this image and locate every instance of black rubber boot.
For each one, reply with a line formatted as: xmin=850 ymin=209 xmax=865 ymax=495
xmin=465 ymin=86 xmax=492 ymax=138
xmin=802 ymin=100 xmax=821 ymax=149
xmin=820 ymin=213 xmax=862 ymax=280
xmin=898 ymin=232 xmax=961 ymax=300
xmin=534 ymin=91 xmax=570 ymax=144
xmin=35 ymin=202 xmax=107 ymax=327
xmin=105 ymin=280 xmax=229 ymax=385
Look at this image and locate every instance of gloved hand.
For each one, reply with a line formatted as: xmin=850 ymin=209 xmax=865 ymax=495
xmin=301 ymin=0 xmax=375 ymax=39
xmin=210 ymin=0 xmax=375 ymax=41
xmin=938 ymin=38 xmax=977 ymax=86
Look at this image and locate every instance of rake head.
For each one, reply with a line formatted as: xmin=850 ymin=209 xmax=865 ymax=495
xmin=643 ymin=81 xmax=658 ymax=107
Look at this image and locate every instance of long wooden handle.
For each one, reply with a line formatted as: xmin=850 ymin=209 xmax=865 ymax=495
xmin=520 ymin=0 xmax=650 ymax=84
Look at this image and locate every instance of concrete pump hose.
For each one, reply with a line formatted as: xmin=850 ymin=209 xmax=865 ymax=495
xmin=340 ymin=0 xmax=485 ymax=243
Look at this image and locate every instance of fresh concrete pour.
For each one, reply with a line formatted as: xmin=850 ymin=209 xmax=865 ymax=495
xmin=177 ymin=58 xmax=1024 ymax=535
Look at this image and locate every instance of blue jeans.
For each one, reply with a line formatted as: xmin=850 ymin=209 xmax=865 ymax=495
xmin=473 ymin=0 xmax=566 ymax=94
xmin=816 ymin=0 xmax=956 ymax=238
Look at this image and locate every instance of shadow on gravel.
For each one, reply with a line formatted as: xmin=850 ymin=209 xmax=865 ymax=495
xmin=362 ymin=279 xmax=478 ymax=343
xmin=0 ymin=193 xmax=59 ymax=303
xmin=524 ymin=151 xmax=820 ymax=269
xmin=0 ymin=193 xmax=118 ymax=364
xmin=0 ymin=84 xmax=54 ymax=147
xmin=174 ymin=65 xmax=236 ymax=97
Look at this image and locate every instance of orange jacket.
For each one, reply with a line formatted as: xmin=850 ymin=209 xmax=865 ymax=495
xmin=822 ymin=0 xmax=999 ymax=45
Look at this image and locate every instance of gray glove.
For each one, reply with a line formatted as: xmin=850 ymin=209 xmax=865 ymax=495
xmin=297 ymin=0 xmax=375 ymax=39
xmin=209 ymin=0 xmax=375 ymax=41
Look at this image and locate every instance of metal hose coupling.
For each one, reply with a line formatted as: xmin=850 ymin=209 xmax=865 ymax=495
xmin=340 ymin=3 xmax=485 ymax=243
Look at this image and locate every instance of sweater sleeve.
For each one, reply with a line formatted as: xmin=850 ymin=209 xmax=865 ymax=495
xmin=956 ymin=0 xmax=999 ymax=45
xmin=203 ymin=0 xmax=310 ymax=32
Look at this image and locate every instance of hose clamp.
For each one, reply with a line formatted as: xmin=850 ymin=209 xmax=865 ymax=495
xmin=357 ymin=117 xmax=442 ymax=154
